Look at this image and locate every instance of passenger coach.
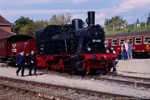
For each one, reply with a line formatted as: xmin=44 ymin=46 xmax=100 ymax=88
xmin=105 ymin=30 xmax=150 ymax=58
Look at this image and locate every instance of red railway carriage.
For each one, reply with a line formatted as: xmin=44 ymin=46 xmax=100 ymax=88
xmin=105 ymin=30 xmax=150 ymax=58
xmin=8 ymin=35 xmax=35 ymax=58
xmin=0 ymin=37 xmax=10 ymax=58
xmin=0 ymin=35 xmax=36 ymax=61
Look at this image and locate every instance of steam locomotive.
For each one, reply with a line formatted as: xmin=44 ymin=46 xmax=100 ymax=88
xmin=36 ymin=11 xmax=117 ymax=75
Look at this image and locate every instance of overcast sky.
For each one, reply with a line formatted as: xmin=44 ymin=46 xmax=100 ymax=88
xmin=0 ymin=0 xmax=150 ymax=26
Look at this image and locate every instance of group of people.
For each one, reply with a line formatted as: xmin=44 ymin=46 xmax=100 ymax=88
xmin=16 ymin=50 xmax=37 ymax=77
xmin=121 ymin=41 xmax=133 ymax=60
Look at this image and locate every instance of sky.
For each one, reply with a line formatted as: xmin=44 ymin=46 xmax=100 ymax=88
xmin=0 ymin=0 xmax=150 ymax=26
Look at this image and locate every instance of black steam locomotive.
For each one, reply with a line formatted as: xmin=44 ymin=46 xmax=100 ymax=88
xmin=36 ymin=11 xmax=116 ymax=75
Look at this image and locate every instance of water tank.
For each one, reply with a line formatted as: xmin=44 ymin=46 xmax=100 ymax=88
xmin=72 ymin=19 xmax=83 ymax=30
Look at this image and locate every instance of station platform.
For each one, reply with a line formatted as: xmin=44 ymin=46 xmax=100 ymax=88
xmin=117 ymin=59 xmax=150 ymax=74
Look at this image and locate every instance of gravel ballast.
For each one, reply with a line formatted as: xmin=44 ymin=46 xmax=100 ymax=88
xmin=0 ymin=66 xmax=150 ymax=99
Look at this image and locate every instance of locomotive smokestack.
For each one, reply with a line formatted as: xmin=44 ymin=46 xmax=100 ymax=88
xmin=86 ymin=11 xmax=95 ymax=26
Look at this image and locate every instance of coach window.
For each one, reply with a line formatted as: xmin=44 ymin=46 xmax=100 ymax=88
xmin=144 ymin=37 xmax=150 ymax=44
xmin=135 ymin=37 xmax=142 ymax=44
xmin=119 ymin=39 xmax=124 ymax=45
xmin=112 ymin=40 xmax=117 ymax=46
xmin=2 ymin=42 xmax=4 ymax=48
xmin=127 ymin=38 xmax=133 ymax=44
xmin=105 ymin=40 xmax=108 ymax=46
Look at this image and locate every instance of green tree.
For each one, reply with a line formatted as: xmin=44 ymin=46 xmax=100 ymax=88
xmin=49 ymin=13 xmax=72 ymax=25
xmin=19 ymin=20 xmax=49 ymax=37
xmin=12 ymin=16 xmax=32 ymax=34
xmin=104 ymin=16 xmax=127 ymax=31
xmin=147 ymin=13 xmax=150 ymax=25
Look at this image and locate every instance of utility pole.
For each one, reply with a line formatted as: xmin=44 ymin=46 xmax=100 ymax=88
xmin=145 ymin=22 xmax=147 ymax=27
xmin=124 ymin=23 xmax=126 ymax=29
xmin=134 ymin=21 xmax=136 ymax=29
xmin=113 ymin=24 xmax=115 ymax=31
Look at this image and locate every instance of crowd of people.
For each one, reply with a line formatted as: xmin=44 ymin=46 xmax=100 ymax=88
xmin=105 ymin=40 xmax=134 ymax=74
xmin=121 ymin=41 xmax=133 ymax=60
xmin=16 ymin=50 xmax=37 ymax=77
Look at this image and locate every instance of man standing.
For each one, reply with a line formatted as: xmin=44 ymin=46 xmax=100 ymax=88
xmin=124 ymin=41 xmax=128 ymax=60
xmin=128 ymin=42 xmax=133 ymax=59
xmin=16 ymin=50 xmax=26 ymax=77
xmin=28 ymin=50 xmax=37 ymax=75
xmin=121 ymin=44 xmax=125 ymax=60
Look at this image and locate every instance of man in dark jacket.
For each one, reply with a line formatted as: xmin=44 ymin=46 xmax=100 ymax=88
xmin=16 ymin=50 xmax=26 ymax=77
xmin=28 ymin=50 xmax=37 ymax=75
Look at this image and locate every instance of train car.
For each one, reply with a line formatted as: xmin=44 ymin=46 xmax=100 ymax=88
xmin=8 ymin=35 xmax=35 ymax=58
xmin=0 ymin=35 xmax=36 ymax=63
xmin=0 ymin=28 xmax=15 ymax=60
xmin=36 ymin=11 xmax=117 ymax=75
xmin=105 ymin=30 xmax=150 ymax=59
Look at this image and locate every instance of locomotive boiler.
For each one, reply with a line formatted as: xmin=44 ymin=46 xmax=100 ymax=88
xmin=36 ymin=11 xmax=117 ymax=75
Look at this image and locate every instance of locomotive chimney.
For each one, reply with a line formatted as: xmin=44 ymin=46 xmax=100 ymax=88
xmin=86 ymin=11 xmax=95 ymax=26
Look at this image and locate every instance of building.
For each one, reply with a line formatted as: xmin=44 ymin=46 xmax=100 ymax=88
xmin=0 ymin=15 xmax=16 ymax=39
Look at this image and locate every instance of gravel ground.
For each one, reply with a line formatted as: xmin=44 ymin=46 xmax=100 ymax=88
xmin=0 ymin=88 xmax=42 ymax=100
xmin=0 ymin=79 xmax=101 ymax=100
xmin=0 ymin=66 xmax=150 ymax=99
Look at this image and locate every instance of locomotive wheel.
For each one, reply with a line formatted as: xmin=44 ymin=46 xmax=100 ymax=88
xmin=108 ymin=65 xmax=112 ymax=72
xmin=48 ymin=66 xmax=52 ymax=70
xmin=76 ymin=61 xmax=84 ymax=71
xmin=75 ymin=61 xmax=87 ymax=77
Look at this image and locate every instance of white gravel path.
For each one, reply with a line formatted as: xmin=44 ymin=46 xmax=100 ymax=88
xmin=0 ymin=66 xmax=150 ymax=99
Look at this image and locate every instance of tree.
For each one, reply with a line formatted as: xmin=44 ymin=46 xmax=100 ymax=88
xmin=49 ymin=13 xmax=72 ymax=25
xmin=104 ymin=16 xmax=127 ymax=31
xmin=147 ymin=13 xmax=150 ymax=25
xmin=19 ymin=20 xmax=49 ymax=37
xmin=12 ymin=16 xmax=32 ymax=34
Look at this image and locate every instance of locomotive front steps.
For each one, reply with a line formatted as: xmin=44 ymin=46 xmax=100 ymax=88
xmin=117 ymin=59 xmax=150 ymax=74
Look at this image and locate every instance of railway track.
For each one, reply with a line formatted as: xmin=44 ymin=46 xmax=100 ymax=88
xmin=38 ymin=68 xmax=150 ymax=89
xmin=0 ymin=76 xmax=140 ymax=100
xmin=89 ymin=74 xmax=150 ymax=89
xmin=1 ymin=64 xmax=150 ymax=90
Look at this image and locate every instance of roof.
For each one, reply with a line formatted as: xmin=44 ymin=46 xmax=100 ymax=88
xmin=8 ymin=35 xmax=32 ymax=42
xmin=0 ymin=15 xmax=12 ymax=26
xmin=105 ymin=30 xmax=150 ymax=39
xmin=0 ymin=28 xmax=16 ymax=39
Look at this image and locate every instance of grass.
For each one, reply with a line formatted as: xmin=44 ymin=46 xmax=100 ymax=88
xmin=105 ymin=26 xmax=150 ymax=35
